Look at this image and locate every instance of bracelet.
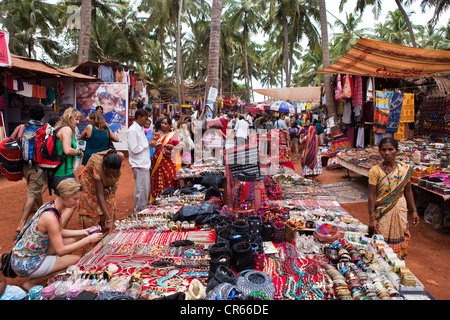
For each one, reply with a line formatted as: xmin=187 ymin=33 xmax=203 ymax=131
xmin=105 ymin=219 xmax=114 ymax=223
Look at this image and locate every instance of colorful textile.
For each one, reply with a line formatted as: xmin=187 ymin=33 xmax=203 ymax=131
xmin=11 ymin=201 xmax=55 ymax=277
xmin=399 ymin=93 xmax=415 ymax=123
xmin=342 ymin=74 xmax=354 ymax=99
xmin=368 ymin=162 xmax=413 ymax=259
xmin=99 ymin=65 xmax=115 ymax=82
xmin=352 ymin=76 xmax=363 ymax=107
xmin=327 ymin=130 xmax=351 ymax=158
xmin=150 ymin=132 xmax=179 ymax=202
xmin=302 ymin=126 xmax=320 ymax=170
xmin=373 ymin=91 xmax=390 ymax=134
xmin=386 ymin=92 xmax=404 ymax=133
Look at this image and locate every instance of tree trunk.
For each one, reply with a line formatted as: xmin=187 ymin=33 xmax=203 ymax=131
xmin=206 ymin=0 xmax=223 ymax=114
xmin=78 ymin=0 xmax=92 ymax=65
xmin=160 ymin=27 xmax=165 ymax=80
xmin=318 ymin=0 xmax=336 ymax=122
xmin=243 ymin=23 xmax=250 ymax=102
xmin=176 ymin=0 xmax=184 ymax=106
xmin=394 ymin=0 xmax=417 ymax=47
xmin=283 ymin=13 xmax=290 ymax=88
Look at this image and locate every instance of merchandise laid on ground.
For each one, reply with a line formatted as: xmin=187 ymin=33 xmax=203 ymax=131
xmin=24 ymin=152 xmax=434 ymax=301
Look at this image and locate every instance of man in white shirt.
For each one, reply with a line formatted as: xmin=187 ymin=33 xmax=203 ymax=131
xmin=234 ymin=115 xmax=250 ymax=146
xmin=127 ymin=109 xmax=158 ymax=213
xmin=246 ymin=112 xmax=253 ymax=126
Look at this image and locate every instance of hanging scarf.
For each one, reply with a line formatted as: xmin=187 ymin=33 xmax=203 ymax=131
xmin=386 ymin=92 xmax=404 ymax=133
xmin=302 ymin=126 xmax=319 ymax=170
xmin=373 ymin=91 xmax=390 ymax=134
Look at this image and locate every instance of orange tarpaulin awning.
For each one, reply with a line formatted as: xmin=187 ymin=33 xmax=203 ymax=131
xmin=317 ymin=38 xmax=450 ymax=78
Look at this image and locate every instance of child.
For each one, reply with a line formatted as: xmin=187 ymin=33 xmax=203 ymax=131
xmin=97 ymin=91 xmax=126 ymax=134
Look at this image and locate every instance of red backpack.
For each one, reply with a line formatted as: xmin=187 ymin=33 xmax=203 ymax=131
xmin=34 ymin=124 xmax=66 ymax=172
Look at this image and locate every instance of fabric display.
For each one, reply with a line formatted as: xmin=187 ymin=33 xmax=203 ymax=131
xmin=386 ymin=91 xmax=404 ymax=133
xmin=373 ymin=91 xmax=390 ymax=134
xmin=99 ymin=65 xmax=115 ymax=82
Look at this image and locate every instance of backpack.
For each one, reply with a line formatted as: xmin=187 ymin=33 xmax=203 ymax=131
xmin=20 ymin=121 xmax=42 ymax=165
xmin=0 ymin=125 xmax=25 ymax=181
xmin=34 ymin=124 xmax=66 ymax=172
xmin=288 ymin=127 xmax=298 ymax=138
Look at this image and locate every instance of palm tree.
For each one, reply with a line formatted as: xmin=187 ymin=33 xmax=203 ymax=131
xmin=331 ymin=12 xmax=367 ymax=58
xmin=339 ymin=0 xmax=418 ymax=47
xmin=0 ymin=0 xmax=65 ymax=60
xmin=225 ymin=0 xmax=265 ymax=101
xmin=292 ymin=44 xmax=324 ymax=87
xmin=205 ymin=0 xmax=223 ymax=114
xmin=318 ymin=0 xmax=336 ymax=120
xmin=78 ymin=0 xmax=92 ymax=64
xmin=419 ymin=0 xmax=450 ymax=25
xmin=373 ymin=9 xmax=419 ymax=46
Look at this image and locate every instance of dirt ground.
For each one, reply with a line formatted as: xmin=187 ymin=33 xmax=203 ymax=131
xmin=0 ymin=156 xmax=449 ymax=300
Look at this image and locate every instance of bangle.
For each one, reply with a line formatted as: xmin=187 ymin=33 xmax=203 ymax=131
xmin=105 ymin=219 xmax=113 ymax=223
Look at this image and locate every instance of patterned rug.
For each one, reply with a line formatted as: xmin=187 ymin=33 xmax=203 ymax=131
xmin=321 ymin=180 xmax=368 ymax=204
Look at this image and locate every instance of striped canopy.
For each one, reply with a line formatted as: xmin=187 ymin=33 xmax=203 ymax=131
xmin=317 ymin=38 xmax=450 ymax=78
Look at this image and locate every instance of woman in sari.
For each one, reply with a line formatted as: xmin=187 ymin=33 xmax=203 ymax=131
xmin=368 ymin=137 xmax=419 ymax=260
xmin=150 ymin=117 xmax=179 ymax=202
xmin=301 ymin=126 xmax=323 ymax=177
xmin=78 ymin=149 xmax=123 ymax=253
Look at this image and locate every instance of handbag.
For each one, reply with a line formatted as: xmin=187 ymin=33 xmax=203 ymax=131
xmin=1 ymin=252 xmax=16 ymax=278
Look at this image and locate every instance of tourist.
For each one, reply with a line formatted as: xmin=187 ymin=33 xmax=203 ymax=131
xmin=368 ymin=137 xmax=419 ymax=259
xmin=274 ymin=114 xmax=288 ymax=130
xmin=127 ymin=108 xmax=156 ymax=214
xmin=51 ymin=107 xmax=83 ymax=195
xmin=234 ymin=115 xmax=250 ymax=146
xmin=314 ymin=119 xmax=325 ymax=144
xmin=13 ymin=104 xmax=46 ymax=232
xmin=78 ymin=150 xmax=123 ymax=252
xmin=150 ymin=117 xmax=180 ymax=202
xmin=79 ymin=111 xmax=118 ymax=166
xmin=301 ymin=126 xmax=323 ymax=177
xmin=10 ymin=178 xmax=103 ymax=291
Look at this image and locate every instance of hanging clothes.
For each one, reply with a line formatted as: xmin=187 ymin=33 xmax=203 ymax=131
xmin=342 ymin=75 xmax=354 ymax=99
xmin=386 ymin=92 xmax=404 ymax=134
xmin=57 ymin=81 xmax=65 ymax=99
xmin=352 ymin=76 xmax=363 ymax=107
xmin=373 ymin=91 xmax=390 ymax=134
xmin=366 ymin=78 xmax=374 ymax=101
xmin=99 ymin=65 xmax=115 ymax=82
xmin=342 ymin=101 xmax=352 ymax=124
xmin=356 ymin=127 xmax=365 ymax=148
xmin=399 ymin=93 xmax=415 ymax=123
xmin=335 ymin=74 xmax=343 ymax=101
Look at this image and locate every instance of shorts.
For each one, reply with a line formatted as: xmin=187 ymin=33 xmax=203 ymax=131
xmin=29 ymin=255 xmax=56 ymax=278
xmin=291 ymin=137 xmax=299 ymax=143
xmin=23 ymin=165 xmax=44 ymax=199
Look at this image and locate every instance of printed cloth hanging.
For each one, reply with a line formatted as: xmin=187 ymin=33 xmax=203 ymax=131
xmin=342 ymin=74 xmax=353 ymax=99
xmin=115 ymin=69 xmax=124 ymax=82
xmin=386 ymin=92 xmax=404 ymax=133
xmin=373 ymin=90 xmax=390 ymax=134
xmin=399 ymin=93 xmax=415 ymax=123
xmin=352 ymin=75 xmax=363 ymax=107
xmin=99 ymin=65 xmax=115 ymax=82
xmin=356 ymin=127 xmax=365 ymax=148
xmin=366 ymin=78 xmax=374 ymax=101
xmin=335 ymin=74 xmax=343 ymax=101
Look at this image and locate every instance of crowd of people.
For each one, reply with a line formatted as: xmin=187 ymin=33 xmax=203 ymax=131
xmin=1 ymin=102 xmax=420 ymax=299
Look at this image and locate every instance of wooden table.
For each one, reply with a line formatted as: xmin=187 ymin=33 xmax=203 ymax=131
xmin=336 ymin=157 xmax=370 ymax=178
